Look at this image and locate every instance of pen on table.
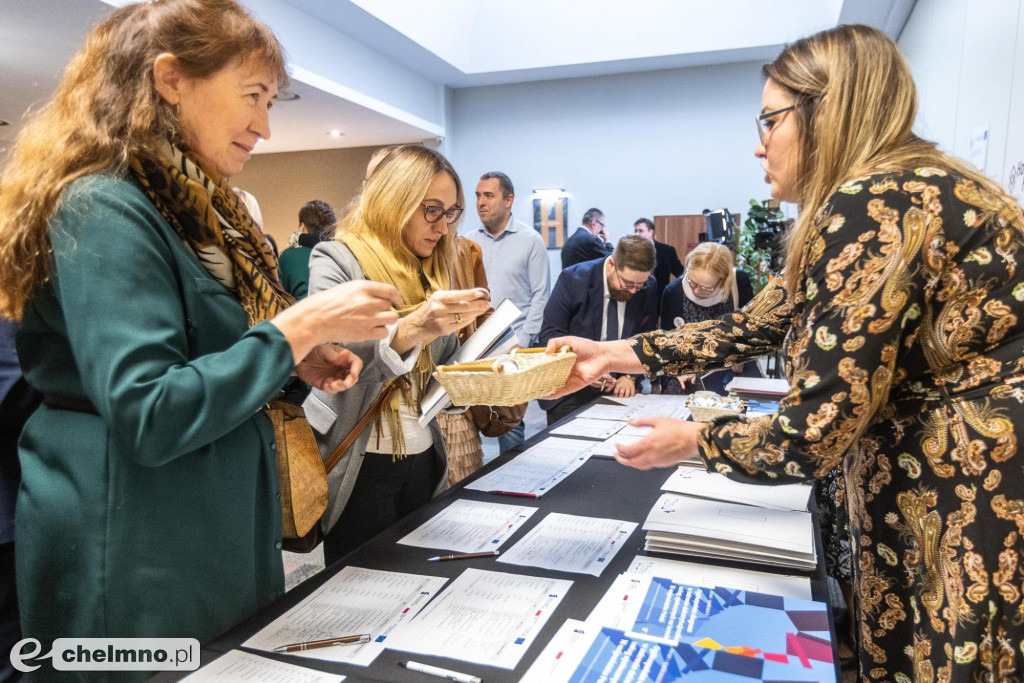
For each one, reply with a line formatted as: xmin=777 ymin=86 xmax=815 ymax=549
xmin=427 ymin=550 xmax=500 ymax=562
xmin=398 ymin=660 xmax=482 ymax=683
xmin=272 ymin=633 xmax=370 ymax=652
xmin=491 ymin=490 xmax=539 ymax=498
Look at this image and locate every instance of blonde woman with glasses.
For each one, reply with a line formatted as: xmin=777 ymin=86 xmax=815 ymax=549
xmin=546 ymin=24 xmax=1024 ymax=680
xmin=658 ymin=242 xmax=756 ymax=395
xmin=303 ymin=144 xmax=490 ymax=565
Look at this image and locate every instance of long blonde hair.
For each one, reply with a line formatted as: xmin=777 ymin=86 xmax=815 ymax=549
xmin=0 ymin=0 xmax=286 ymax=320
xmin=767 ymin=24 xmax=1014 ymax=294
xmin=340 ymin=144 xmax=462 ymax=273
xmin=684 ymin=242 xmax=735 ymax=294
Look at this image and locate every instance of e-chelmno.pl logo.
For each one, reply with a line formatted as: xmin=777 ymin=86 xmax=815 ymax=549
xmin=10 ymin=638 xmax=200 ymax=673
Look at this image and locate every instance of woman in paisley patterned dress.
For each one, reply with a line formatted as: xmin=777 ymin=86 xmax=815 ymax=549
xmin=547 ymin=24 xmax=1024 ymax=682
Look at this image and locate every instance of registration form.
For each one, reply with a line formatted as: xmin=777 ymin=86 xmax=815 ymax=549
xmin=243 ymin=566 xmax=446 ymax=666
xmin=386 ymin=568 xmax=571 ymax=669
xmin=498 ymin=512 xmax=637 ymax=576
xmin=464 ymin=437 xmax=592 ymax=497
xmin=397 ymin=499 xmax=536 ymax=552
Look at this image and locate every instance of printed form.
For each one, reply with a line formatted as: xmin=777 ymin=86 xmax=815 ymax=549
xmin=498 ymin=512 xmax=637 ymax=576
xmin=464 ymin=437 xmax=593 ymax=497
xmin=397 ymin=499 xmax=537 ymax=552
xmin=387 ymin=568 xmax=571 ymax=669
xmin=182 ymin=651 xmax=344 ymax=682
xmin=243 ymin=566 xmax=446 ymax=666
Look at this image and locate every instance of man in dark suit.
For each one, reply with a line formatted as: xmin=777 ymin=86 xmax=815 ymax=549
xmin=540 ymin=235 xmax=658 ymax=424
xmin=561 ymin=207 xmax=613 ymax=269
xmin=633 ymin=217 xmax=683 ymax=308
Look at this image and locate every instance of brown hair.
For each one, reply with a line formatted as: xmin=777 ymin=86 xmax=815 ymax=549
xmin=0 ymin=0 xmax=286 ymax=319
xmin=764 ymin=24 xmax=1016 ymax=294
xmin=684 ymin=242 xmax=735 ymax=294
xmin=613 ymin=234 xmax=656 ymax=273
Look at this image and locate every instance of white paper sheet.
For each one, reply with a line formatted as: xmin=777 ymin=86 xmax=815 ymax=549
xmin=661 ymin=467 xmax=812 ymax=512
xmin=604 ymin=393 xmax=689 ymax=407
xmin=625 ymin=555 xmax=812 ymax=600
xmin=181 ymin=650 xmax=345 ymax=682
xmin=387 ymin=569 xmax=571 ymax=669
xmin=519 ymin=619 xmax=593 ymax=683
xmin=584 ymin=433 xmax=646 ymax=458
xmin=243 ymin=567 xmax=447 ymax=667
xmin=397 ymin=499 xmax=536 ymax=552
xmin=576 ymin=403 xmax=641 ymax=421
xmin=497 ymin=512 xmax=637 ymax=576
xmin=463 ymin=437 xmax=593 ymax=497
xmin=643 ymin=494 xmax=816 ymax=569
xmin=616 ymin=423 xmax=652 ymax=437
xmin=548 ymin=417 xmax=625 ymax=440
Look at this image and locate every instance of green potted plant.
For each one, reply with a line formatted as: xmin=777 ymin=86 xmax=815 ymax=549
xmin=736 ymin=198 xmax=785 ymax=294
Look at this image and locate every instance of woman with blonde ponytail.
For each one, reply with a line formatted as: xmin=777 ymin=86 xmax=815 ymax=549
xmin=0 ymin=1 xmax=401 ymax=674
xmin=544 ymin=24 xmax=1024 ymax=680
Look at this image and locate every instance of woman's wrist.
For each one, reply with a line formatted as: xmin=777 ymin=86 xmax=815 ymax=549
xmin=392 ymin=314 xmax=424 ymax=355
xmin=270 ymin=302 xmax=319 ymax=365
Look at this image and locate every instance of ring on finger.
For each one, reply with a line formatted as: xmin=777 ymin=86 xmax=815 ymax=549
xmin=454 ymin=312 xmax=463 ymax=324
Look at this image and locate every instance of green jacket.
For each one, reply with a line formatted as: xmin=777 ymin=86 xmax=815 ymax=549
xmin=278 ymin=245 xmax=312 ymax=299
xmin=15 ymin=175 xmax=294 ymax=676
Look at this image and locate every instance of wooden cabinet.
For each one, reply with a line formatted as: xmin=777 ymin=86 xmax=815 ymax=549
xmin=653 ymin=214 xmax=740 ymax=263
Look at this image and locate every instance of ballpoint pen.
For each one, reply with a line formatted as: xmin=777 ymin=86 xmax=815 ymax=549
xmin=427 ymin=550 xmax=500 ymax=562
xmin=398 ymin=660 xmax=482 ymax=683
xmin=272 ymin=633 xmax=371 ymax=652
xmin=492 ymin=490 xmax=539 ymax=498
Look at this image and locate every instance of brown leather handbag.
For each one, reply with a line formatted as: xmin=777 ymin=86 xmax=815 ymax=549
xmin=469 ymin=402 xmax=527 ymax=437
xmin=267 ymin=380 xmax=402 ymax=554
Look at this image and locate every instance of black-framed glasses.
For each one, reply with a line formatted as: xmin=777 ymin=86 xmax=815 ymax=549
xmin=613 ymin=268 xmax=649 ymax=292
xmin=756 ymin=105 xmax=796 ymax=146
xmin=420 ymin=203 xmax=464 ymax=225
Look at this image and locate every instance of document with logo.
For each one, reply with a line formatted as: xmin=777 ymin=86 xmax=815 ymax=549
xmin=387 ymin=569 xmax=571 ymax=669
xmin=463 ymin=436 xmax=592 ymax=497
xmin=548 ymin=417 xmax=624 ymax=440
xmin=625 ymin=555 xmax=811 ymax=600
xmin=497 ymin=512 xmax=637 ymax=576
xmin=244 ymin=566 xmax=446 ymax=667
xmin=182 ymin=651 xmax=344 ymax=682
xmin=397 ymin=499 xmax=536 ymax=552
xmin=661 ymin=467 xmax=812 ymax=512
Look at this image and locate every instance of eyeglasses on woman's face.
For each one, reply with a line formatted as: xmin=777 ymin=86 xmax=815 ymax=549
xmin=755 ymin=105 xmax=796 ymax=147
xmin=685 ymin=273 xmax=721 ymax=295
xmin=420 ymin=203 xmax=465 ymax=225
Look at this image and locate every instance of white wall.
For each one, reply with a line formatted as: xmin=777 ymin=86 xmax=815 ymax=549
xmin=900 ymin=0 xmax=1024 ymax=197
xmin=448 ymin=61 xmax=773 ymax=276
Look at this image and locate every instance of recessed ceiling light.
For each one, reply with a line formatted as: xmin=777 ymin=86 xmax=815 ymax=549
xmin=277 ymin=89 xmax=300 ymax=102
xmin=328 ymin=130 xmax=343 ymax=138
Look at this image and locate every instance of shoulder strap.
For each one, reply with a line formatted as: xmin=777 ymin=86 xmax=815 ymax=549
xmin=323 ymin=376 xmax=409 ymax=473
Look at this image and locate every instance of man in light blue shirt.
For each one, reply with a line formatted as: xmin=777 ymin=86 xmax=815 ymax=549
xmin=465 ymin=171 xmax=550 ymax=452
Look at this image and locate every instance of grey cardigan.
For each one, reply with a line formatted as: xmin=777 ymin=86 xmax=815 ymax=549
xmin=302 ymin=241 xmax=458 ymax=533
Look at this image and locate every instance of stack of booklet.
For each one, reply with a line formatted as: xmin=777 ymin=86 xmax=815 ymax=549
xmin=523 ymin=555 xmax=835 ymax=682
xmin=642 ymin=468 xmax=817 ymax=570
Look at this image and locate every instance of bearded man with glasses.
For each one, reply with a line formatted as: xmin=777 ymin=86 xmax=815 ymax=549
xmin=539 ymin=235 xmax=657 ymax=424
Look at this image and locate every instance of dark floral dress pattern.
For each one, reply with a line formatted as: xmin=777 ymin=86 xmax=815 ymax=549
xmin=631 ymin=168 xmax=1024 ymax=682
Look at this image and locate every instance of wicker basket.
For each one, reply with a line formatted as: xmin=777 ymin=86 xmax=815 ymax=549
xmin=686 ymin=391 xmax=744 ymax=422
xmin=435 ymin=347 xmax=577 ymax=407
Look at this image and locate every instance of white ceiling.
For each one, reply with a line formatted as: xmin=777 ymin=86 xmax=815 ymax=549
xmin=0 ymin=0 xmax=915 ymax=155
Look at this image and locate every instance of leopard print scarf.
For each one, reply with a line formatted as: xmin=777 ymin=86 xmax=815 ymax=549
xmin=129 ymin=142 xmax=293 ymax=326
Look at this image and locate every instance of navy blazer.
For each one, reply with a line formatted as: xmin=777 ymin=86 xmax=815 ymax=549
xmin=539 ymin=258 xmax=658 ymax=410
xmin=561 ymin=226 xmax=613 ymax=269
